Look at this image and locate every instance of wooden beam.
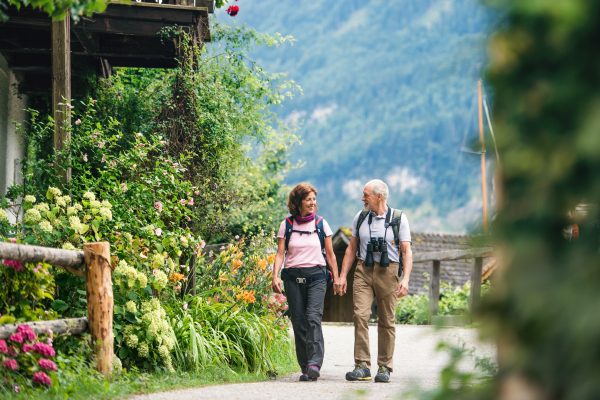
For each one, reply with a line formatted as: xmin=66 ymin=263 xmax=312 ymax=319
xmin=52 ymin=15 xmax=71 ymax=186
xmin=429 ymin=260 xmax=440 ymax=316
xmin=412 ymin=247 xmax=493 ymax=262
xmin=0 ymin=242 xmax=85 ymax=269
xmin=82 ymin=17 xmax=194 ymax=37
xmin=72 ymin=27 xmax=99 ymax=53
xmin=470 ymin=257 xmax=483 ymax=314
xmin=108 ymin=1 xmax=209 ymax=15
xmin=84 ymin=242 xmax=113 ymax=376
xmin=0 ymin=317 xmax=88 ymax=339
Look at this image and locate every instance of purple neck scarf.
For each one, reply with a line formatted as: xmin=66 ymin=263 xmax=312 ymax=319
xmin=295 ymin=212 xmax=315 ymax=224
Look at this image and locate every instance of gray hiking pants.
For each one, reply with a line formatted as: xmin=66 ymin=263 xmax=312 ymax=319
xmin=283 ymin=265 xmax=328 ymax=369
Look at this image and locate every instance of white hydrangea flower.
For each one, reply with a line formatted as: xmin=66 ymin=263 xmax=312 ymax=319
xmin=158 ymin=344 xmax=169 ymax=360
xmin=56 ymin=196 xmax=67 ymax=207
xmin=24 ymin=195 xmax=36 ymax=203
xmin=125 ymin=300 xmax=137 ymax=314
xmin=125 ymin=334 xmax=139 ymax=348
xmin=101 ymin=200 xmax=112 ymax=209
xmin=34 ymin=203 xmax=50 ymax=213
xmin=99 ymin=207 xmax=112 ymax=221
xmin=39 ymin=220 xmax=53 ymax=233
xmin=116 ymin=260 xmax=129 ymax=273
xmin=137 ymin=342 xmax=149 ymax=358
xmin=69 ymin=216 xmax=83 ymax=232
xmin=147 ymin=320 xmax=159 ymax=336
xmin=62 ymin=242 xmax=76 ymax=250
xmin=140 ymin=301 xmax=153 ymax=315
xmin=61 ymin=195 xmax=71 ymax=203
xmin=89 ymin=200 xmax=102 ymax=210
xmin=152 ymin=253 xmax=164 ymax=267
xmin=123 ymin=232 xmax=133 ymax=243
xmin=150 ymin=298 xmax=161 ymax=311
xmin=48 ymin=187 xmax=62 ymax=197
xmin=112 ymin=357 xmax=123 ymax=373
xmin=83 ymin=215 xmax=92 ymax=221
xmin=152 ymin=270 xmax=168 ymax=292
xmin=73 ymin=203 xmax=83 ymax=212
xmin=163 ymin=335 xmax=174 ymax=351
xmin=137 ymin=272 xmax=148 ymax=288
xmin=24 ymin=208 xmax=41 ymax=223
xmin=0 ymin=210 xmax=8 ymax=222
xmin=52 ymin=218 xmax=63 ymax=228
xmin=66 ymin=206 xmax=78 ymax=215
xmin=124 ymin=325 xmax=135 ymax=334
xmin=83 ymin=192 xmax=96 ymax=201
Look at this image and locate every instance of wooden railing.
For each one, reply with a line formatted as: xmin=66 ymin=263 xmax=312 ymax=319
xmin=413 ymin=247 xmax=493 ymax=316
xmin=0 ymin=242 xmax=113 ymax=375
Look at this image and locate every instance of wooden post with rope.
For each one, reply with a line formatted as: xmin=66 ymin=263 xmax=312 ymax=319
xmin=84 ymin=242 xmax=113 ymax=375
xmin=478 ymin=80 xmax=488 ymax=233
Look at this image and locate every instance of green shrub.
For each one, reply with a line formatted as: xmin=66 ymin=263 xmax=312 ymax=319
xmin=396 ymin=281 xmax=491 ymax=324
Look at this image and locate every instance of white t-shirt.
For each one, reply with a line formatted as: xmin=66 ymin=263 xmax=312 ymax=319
xmin=277 ymin=218 xmax=333 ymax=268
xmin=351 ymin=207 xmax=411 ymax=263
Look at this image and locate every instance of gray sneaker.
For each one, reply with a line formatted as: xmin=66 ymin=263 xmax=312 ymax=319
xmin=374 ymin=365 xmax=391 ymax=383
xmin=345 ymin=364 xmax=372 ymax=381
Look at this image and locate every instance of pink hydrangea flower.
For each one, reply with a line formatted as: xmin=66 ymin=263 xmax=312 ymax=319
xmin=22 ymin=343 xmax=33 ymax=353
xmin=179 ymin=199 xmax=187 ymax=205
xmin=32 ymin=342 xmax=55 ymax=358
xmin=194 ymin=191 xmax=199 ymax=195
xmin=2 ymin=260 xmax=24 ymax=272
xmin=155 ymin=228 xmax=162 ymax=237
xmin=188 ymin=199 xmax=194 ymax=206
xmin=0 ymin=340 xmax=7 ymax=354
xmin=153 ymin=269 xmax=158 ymax=275
xmin=101 ymin=155 xmax=106 ymax=163
xmin=38 ymin=358 xmax=57 ymax=371
xmin=33 ymin=372 xmax=52 ymax=387
xmin=17 ymin=325 xmax=37 ymax=342
xmin=154 ymin=201 xmax=163 ymax=212
xmin=9 ymin=333 xmax=23 ymax=343
xmin=99 ymin=142 xmax=105 ymax=148
xmin=8 ymin=345 xmax=16 ymax=356
xmin=3 ymin=358 xmax=18 ymax=370
xmin=83 ymin=153 xmax=88 ymax=162
xmin=173 ymin=163 xmax=179 ymax=167
xmin=75 ymin=119 xmax=81 ymax=125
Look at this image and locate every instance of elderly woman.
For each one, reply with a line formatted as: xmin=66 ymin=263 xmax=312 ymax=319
xmin=272 ymin=182 xmax=339 ymax=382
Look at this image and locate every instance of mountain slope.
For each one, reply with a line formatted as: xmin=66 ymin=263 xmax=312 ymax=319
xmin=221 ymin=0 xmax=497 ymax=232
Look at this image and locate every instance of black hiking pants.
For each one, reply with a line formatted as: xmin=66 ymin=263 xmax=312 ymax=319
xmin=282 ymin=265 xmax=328 ymax=370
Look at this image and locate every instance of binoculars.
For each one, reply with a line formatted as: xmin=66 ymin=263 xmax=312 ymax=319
xmin=365 ymin=237 xmax=390 ymax=267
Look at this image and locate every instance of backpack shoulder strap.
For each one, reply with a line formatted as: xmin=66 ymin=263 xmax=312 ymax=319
xmin=315 ymin=215 xmax=325 ymax=251
xmin=391 ymin=209 xmax=403 ymax=246
xmin=284 ymin=216 xmax=294 ymax=253
xmin=355 ymin=210 xmax=370 ymax=256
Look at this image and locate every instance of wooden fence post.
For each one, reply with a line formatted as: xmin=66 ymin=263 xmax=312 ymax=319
xmin=429 ymin=260 xmax=440 ymax=316
xmin=470 ymin=257 xmax=483 ymax=314
xmin=84 ymin=242 xmax=113 ymax=375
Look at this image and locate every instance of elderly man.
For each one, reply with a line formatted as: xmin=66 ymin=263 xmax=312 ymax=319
xmin=336 ymin=179 xmax=413 ymax=383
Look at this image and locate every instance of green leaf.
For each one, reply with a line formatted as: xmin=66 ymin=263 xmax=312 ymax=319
xmin=51 ymin=300 xmax=69 ymax=312
xmin=124 ymin=312 xmax=137 ymax=324
xmin=92 ymin=219 xmax=100 ymax=232
xmin=80 ymin=224 xmax=89 ymax=233
xmin=119 ymin=346 xmax=129 ymax=359
xmin=0 ymin=315 xmax=16 ymax=324
xmin=128 ymin=292 xmax=138 ymax=300
xmin=162 ymin=237 xmax=170 ymax=248
xmin=156 ymin=244 xmax=164 ymax=253
xmin=23 ymin=236 xmax=36 ymax=244
xmin=114 ymin=305 xmax=123 ymax=314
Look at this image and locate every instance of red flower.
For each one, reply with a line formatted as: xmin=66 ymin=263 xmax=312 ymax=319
xmin=33 ymin=372 xmax=52 ymax=387
xmin=226 ymin=5 xmax=239 ymax=16
xmin=38 ymin=358 xmax=57 ymax=371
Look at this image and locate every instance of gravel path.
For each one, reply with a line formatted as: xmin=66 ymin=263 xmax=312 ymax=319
xmin=132 ymin=324 xmax=495 ymax=400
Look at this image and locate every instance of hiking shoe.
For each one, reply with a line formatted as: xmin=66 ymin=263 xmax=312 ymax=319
xmin=345 ymin=364 xmax=371 ymax=381
xmin=374 ymin=365 xmax=391 ymax=383
xmin=307 ymin=365 xmax=320 ymax=380
xmin=299 ymin=370 xmax=311 ymax=382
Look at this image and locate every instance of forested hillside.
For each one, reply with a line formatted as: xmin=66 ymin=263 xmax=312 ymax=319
xmin=221 ymin=0 xmax=497 ymax=232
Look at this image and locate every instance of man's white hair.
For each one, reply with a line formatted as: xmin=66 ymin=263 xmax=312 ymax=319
xmin=365 ymin=179 xmax=389 ymax=200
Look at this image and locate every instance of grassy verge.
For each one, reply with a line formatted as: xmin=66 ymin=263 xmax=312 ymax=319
xmin=3 ymin=349 xmax=299 ymax=400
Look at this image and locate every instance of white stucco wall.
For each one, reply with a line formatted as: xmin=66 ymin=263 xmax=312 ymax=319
xmin=0 ymin=53 xmax=28 ymax=222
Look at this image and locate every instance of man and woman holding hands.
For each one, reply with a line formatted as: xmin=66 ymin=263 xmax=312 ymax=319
xmin=271 ymin=179 xmax=413 ymax=383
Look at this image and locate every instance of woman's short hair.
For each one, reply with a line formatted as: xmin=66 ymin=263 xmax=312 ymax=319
xmin=365 ymin=179 xmax=389 ymax=200
xmin=287 ymin=182 xmax=318 ymax=217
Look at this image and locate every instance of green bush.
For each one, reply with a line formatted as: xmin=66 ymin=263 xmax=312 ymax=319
xmin=396 ymin=281 xmax=491 ymax=324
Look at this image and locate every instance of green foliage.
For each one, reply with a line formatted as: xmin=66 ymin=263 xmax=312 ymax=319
xmin=482 ymin=0 xmax=600 ymax=398
xmin=0 ymin=258 xmax=55 ymax=323
xmin=1 ymin=0 xmax=110 ymax=22
xmin=396 ymin=281 xmax=490 ymax=325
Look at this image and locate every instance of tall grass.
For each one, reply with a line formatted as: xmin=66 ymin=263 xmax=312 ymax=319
xmin=169 ymin=292 xmax=294 ymax=375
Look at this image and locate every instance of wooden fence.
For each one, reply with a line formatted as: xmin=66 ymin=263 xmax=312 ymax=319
xmin=412 ymin=247 xmax=494 ymax=316
xmin=0 ymin=241 xmax=113 ymax=375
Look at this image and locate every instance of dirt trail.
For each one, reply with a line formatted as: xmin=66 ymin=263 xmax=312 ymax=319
xmin=131 ymin=324 xmax=495 ymax=400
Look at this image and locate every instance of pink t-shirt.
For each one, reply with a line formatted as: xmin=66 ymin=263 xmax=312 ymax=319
xmin=277 ymin=218 xmax=333 ymax=268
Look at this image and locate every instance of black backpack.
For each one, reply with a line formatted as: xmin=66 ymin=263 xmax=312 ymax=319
xmin=355 ymin=208 xmax=404 ymax=276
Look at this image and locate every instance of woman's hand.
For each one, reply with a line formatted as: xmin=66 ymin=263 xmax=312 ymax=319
xmin=272 ymin=277 xmax=283 ymax=294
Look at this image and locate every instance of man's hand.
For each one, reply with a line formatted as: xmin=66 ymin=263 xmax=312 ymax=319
xmin=397 ymin=279 xmax=409 ymax=298
xmin=272 ymin=277 xmax=283 ymax=294
xmin=334 ymin=276 xmax=348 ymax=296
